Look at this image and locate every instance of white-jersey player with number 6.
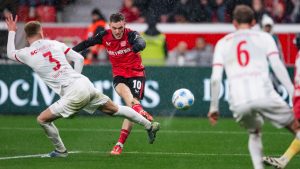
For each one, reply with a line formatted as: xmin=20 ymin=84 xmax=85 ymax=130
xmin=5 ymin=14 xmax=159 ymax=158
xmin=208 ymin=5 xmax=300 ymax=169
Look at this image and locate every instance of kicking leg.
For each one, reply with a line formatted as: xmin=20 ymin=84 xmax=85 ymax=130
xmin=37 ymin=108 xmax=67 ymax=157
xmin=99 ymin=100 xmax=160 ymax=144
xmin=100 ymin=100 xmax=152 ymax=129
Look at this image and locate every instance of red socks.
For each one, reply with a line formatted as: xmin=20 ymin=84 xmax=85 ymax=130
xmin=118 ymin=129 xmax=129 ymax=144
xmin=132 ymin=104 xmax=144 ymax=114
xmin=117 ymin=104 xmax=146 ymax=144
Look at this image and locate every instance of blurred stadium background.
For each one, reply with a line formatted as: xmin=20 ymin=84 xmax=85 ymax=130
xmin=0 ymin=0 xmax=300 ymax=169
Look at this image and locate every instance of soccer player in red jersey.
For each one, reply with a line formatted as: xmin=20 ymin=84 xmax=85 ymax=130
xmin=263 ymin=34 xmax=300 ymax=169
xmin=73 ymin=13 xmax=155 ymax=155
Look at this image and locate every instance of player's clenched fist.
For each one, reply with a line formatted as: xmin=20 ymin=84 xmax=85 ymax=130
xmin=207 ymin=111 xmax=219 ymax=126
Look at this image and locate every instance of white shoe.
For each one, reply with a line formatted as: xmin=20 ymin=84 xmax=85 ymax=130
xmin=263 ymin=156 xmax=286 ymax=169
xmin=41 ymin=150 xmax=68 ymax=158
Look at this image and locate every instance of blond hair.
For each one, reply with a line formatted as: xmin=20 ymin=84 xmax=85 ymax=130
xmin=24 ymin=21 xmax=42 ymax=38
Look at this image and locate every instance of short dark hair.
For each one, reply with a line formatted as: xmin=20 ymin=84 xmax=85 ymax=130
xmin=233 ymin=5 xmax=255 ymax=24
xmin=110 ymin=13 xmax=125 ymax=23
xmin=24 ymin=21 xmax=42 ymax=38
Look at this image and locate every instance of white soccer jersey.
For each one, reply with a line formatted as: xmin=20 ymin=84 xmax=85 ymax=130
xmin=213 ymin=29 xmax=280 ymax=105
xmin=12 ymin=39 xmax=84 ymax=95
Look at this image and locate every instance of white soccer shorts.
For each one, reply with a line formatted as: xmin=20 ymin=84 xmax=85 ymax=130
xmin=49 ymin=77 xmax=109 ymax=118
xmin=230 ymin=93 xmax=294 ymax=132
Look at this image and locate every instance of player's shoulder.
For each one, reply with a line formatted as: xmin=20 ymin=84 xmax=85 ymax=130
xmin=216 ymin=34 xmax=231 ymax=46
xmin=45 ymin=39 xmax=62 ymax=45
xmin=249 ymin=29 xmax=270 ymax=37
xmin=17 ymin=47 xmax=30 ymax=56
xmin=46 ymin=39 xmax=68 ymax=48
xmin=259 ymin=31 xmax=274 ymax=41
xmin=125 ymin=28 xmax=133 ymax=33
xmin=103 ymin=29 xmax=112 ymax=40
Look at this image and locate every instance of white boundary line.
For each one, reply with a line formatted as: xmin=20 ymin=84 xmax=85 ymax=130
xmin=5 ymin=150 xmax=299 ymax=161
xmin=0 ymin=127 xmax=290 ymax=135
xmin=0 ymin=151 xmax=255 ymax=160
xmin=0 ymin=151 xmax=80 ymax=160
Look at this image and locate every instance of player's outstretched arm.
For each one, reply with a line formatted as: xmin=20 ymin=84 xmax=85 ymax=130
xmin=269 ymin=54 xmax=294 ymax=96
xmin=73 ymin=30 xmax=107 ymax=52
xmin=208 ymin=65 xmax=223 ymax=126
xmin=128 ymin=31 xmax=146 ymax=53
xmin=208 ymin=40 xmax=224 ymax=126
xmin=5 ymin=14 xmax=19 ymax=61
xmin=266 ymin=34 xmax=294 ymax=97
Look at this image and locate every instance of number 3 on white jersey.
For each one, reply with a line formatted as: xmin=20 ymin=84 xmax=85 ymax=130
xmin=42 ymin=51 xmax=61 ymax=71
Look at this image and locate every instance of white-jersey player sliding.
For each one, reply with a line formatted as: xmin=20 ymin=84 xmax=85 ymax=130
xmin=208 ymin=5 xmax=300 ymax=169
xmin=5 ymin=14 xmax=160 ymax=158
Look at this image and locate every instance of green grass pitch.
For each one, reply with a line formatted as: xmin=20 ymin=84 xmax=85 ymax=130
xmin=0 ymin=115 xmax=299 ymax=169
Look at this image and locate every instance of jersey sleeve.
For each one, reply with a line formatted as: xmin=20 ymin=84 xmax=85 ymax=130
xmin=72 ymin=31 xmax=105 ymax=52
xmin=57 ymin=41 xmax=71 ymax=55
xmin=14 ymin=50 xmax=27 ymax=64
xmin=212 ymin=40 xmax=224 ymax=66
xmin=265 ymin=34 xmax=294 ymax=97
xmin=56 ymin=41 xmax=84 ymax=73
xmin=209 ymin=39 xmax=225 ymax=113
xmin=8 ymin=49 xmax=26 ymax=63
xmin=265 ymin=33 xmax=279 ymax=58
xmin=7 ymin=31 xmax=25 ymax=63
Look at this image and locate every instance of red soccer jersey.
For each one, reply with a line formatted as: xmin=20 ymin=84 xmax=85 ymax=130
xmin=102 ymin=28 xmax=145 ymax=78
xmin=294 ymin=51 xmax=300 ymax=119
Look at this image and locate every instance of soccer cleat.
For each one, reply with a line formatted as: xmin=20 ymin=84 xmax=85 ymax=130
xmin=147 ymin=122 xmax=160 ymax=144
xmin=139 ymin=110 xmax=153 ymax=122
xmin=41 ymin=150 xmax=68 ymax=158
xmin=110 ymin=143 xmax=123 ymax=155
xmin=263 ymin=156 xmax=286 ymax=169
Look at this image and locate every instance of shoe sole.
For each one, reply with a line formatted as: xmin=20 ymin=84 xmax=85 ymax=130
xmin=41 ymin=153 xmax=68 ymax=158
xmin=263 ymin=157 xmax=283 ymax=169
xmin=110 ymin=151 xmax=121 ymax=155
xmin=149 ymin=122 xmax=160 ymax=144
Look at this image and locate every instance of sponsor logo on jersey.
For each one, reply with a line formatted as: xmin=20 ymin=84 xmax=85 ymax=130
xmin=120 ymin=41 xmax=126 ymax=47
xmin=106 ymin=42 xmax=111 ymax=46
xmin=107 ymin=47 xmax=131 ymax=56
xmin=31 ymin=50 xmax=38 ymax=56
xmin=30 ymin=44 xmax=53 ymax=56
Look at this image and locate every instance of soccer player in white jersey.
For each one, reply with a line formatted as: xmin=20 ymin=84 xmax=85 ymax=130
xmin=208 ymin=5 xmax=300 ymax=169
xmin=5 ymin=14 xmax=160 ymax=158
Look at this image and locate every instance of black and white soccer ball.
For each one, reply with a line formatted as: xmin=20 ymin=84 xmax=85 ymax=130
xmin=172 ymin=88 xmax=194 ymax=110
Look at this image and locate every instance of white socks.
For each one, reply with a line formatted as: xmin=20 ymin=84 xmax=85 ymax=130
xmin=39 ymin=122 xmax=66 ymax=152
xmin=113 ymin=105 xmax=152 ymax=130
xmin=296 ymin=131 xmax=300 ymax=140
xmin=248 ymin=133 xmax=264 ymax=169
